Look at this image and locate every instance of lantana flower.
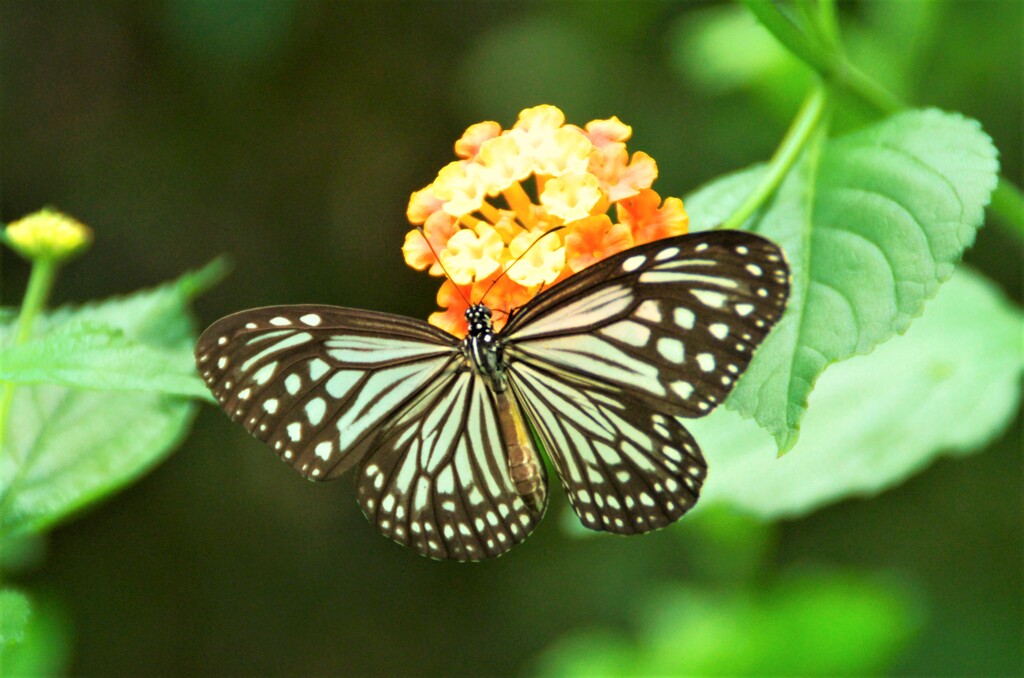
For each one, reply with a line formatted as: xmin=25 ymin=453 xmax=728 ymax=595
xmin=403 ymin=104 xmax=689 ymax=337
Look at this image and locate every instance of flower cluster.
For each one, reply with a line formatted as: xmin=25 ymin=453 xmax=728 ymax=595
xmin=403 ymin=105 xmax=688 ymax=336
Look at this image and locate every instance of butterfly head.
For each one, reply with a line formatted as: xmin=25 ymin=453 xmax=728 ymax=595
xmin=465 ymin=304 xmax=494 ymax=337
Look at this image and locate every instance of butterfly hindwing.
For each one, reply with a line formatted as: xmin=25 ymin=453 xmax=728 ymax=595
xmin=509 ymin=360 xmax=705 ymax=534
xmin=195 ymin=305 xmax=460 ymax=480
xmin=356 ymin=370 xmax=547 ymax=560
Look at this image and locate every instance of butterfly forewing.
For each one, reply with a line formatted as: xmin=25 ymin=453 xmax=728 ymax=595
xmin=356 ymin=370 xmax=547 ymax=560
xmin=195 ymin=306 xmax=460 ymax=479
xmin=503 ymin=231 xmax=789 ymax=419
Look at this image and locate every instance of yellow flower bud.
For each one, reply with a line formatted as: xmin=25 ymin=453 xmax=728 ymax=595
xmin=4 ymin=208 xmax=92 ymax=262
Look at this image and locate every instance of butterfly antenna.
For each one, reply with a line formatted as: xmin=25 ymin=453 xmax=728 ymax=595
xmin=480 ymin=225 xmax=565 ymax=303
xmin=417 ymin=226 xmax=471 ymax=307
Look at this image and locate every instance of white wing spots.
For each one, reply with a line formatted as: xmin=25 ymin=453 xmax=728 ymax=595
xmin=634 ymin=299 xmax=662 ymax=323
xmin=238 ymin=387 xmax=252 ymax=400
xmin=671 ymin=381 xmax=694 ymax=399
xmin=311 ymin=468 xmax=321 ymax=477
xmin=269 ymin=316 xmax=291 ymax=326
xmin=695 ymin=243 xmax=709 ymax=252
xmin=691 ymin=289 xmax=728 ymax=308
xmin=746 ymin=263 xmax=763 ymax=276
xmin=655 ymin=246 xmax=680 ymax=261
xmin=245 ymin=322 xmax=257 ymax=329
xmin=285 ymin=373 xmax=302 ymax=395
xmin=735 ymin=245 xmax=749 ymax=255
xmin=325 ymin=370 xmax=361 ymax=399
xmin=263 ymin=398 xmax=279 ymax=414
xmin=674 ymin=307 xmax=696 ymax=330
xmin=305 ymin=397 xmax=327 ymax=426
xmin=315 ymin=441 xmax=333 ymax=460
xmin=287 ymin=422 xmax=302 ymax=442
xmin=735 ymin=303 xmax=754 ymax=317
xmin=757 ymin=288 xmax=769 ymax=297
xmin=217 ymin=356 xmax=228 ymax=369
xmin=217 ymin=336 xmax=228 ymax=346
xmin=600 ymin=320 xmax=651 ymax=348
xmin=727 ymin=363 xmax=740 ymax=374
xmin=309 ymin=358 xmax=330 ymax=381
xmin=622 ymin=254 xmax=646 ymax=272
xmin=299 ymin=313 xmax=322 ymax=326
xmin=709 ymin=323 xmax=730 ymax=340
xmin=696 ymin=353 xmax=716 ymax=372
xmin=657 ymin=337 xmax=685 ymax=364
xmin=721 ymin=375 xmax=732 ymax=385
xmin=252 ymin=361 xmax=278 ymax=385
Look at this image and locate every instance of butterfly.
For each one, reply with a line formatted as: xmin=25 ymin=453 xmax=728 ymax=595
xmin=195 ymin=230 xmax=789 ymax=560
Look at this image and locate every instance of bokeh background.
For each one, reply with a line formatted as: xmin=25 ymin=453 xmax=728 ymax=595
xmin=2 ymin=1 xmax=1021 ymax=675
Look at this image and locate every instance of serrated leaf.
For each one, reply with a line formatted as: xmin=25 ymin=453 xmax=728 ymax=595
xmin=0 ymin=322 xmax=212 ymax=400
xmin=687 ymin=109 xmax=999 ymax=450
xmin=0 ymin=261 xmax=224 ymax=538
xmin=689 ymin=267 xmax=1023 ymax=517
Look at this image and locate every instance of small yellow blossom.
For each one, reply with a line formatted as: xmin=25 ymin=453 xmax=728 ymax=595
xmin=455 ymin=121 xmax=502 ymax=159
xmin=540 ymin=172 xmax=603 ymax=223
xmin=439 ymin=223 xmax=505 ymax=285
xmin=403 ymin=105 xmax=689 ymax=337
xmin=507 ymin=228 xmax=565 ymax=287
xmin=4 ymin=208 xmax=92 ymax=262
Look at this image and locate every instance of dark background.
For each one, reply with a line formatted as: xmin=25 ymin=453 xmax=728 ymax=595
xmin=2 ymin=1 xmax=1021 ymax=675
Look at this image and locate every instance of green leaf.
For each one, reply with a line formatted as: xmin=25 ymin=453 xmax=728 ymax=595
xmin=687 ymin=109 xmax=1000 ymax=450
xmin=0 ymin=261 xmax=224 ymax=538
xmin=535 ymin=570 xmax=921 ymax=676
xmin=0 ymin=589 xmax=30 ymax=650
xmin=0 ymin=591 xmax=69 ymax=677
xmin=690 ymin=267 xmax=1023 ymax=517
xmin=0 ymin=321 xmax=213 ymax=400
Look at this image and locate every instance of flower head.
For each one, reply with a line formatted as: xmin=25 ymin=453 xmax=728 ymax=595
xmin=402 ymin=105 xmax=689 ymax=337
xmin=4 ymin=208 xmax=92 ymax=262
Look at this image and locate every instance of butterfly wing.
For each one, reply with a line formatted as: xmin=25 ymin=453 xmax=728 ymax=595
xmin=355 ymin=370 xmax=548 ymax=560
xmin=502 ymin=230 xmax=790 ymax=533
xmin=195 ymin=305 xmax=462 ymax=479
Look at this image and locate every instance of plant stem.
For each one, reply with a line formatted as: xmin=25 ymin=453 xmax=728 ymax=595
xmin=742 ymin=0 xmax=1024 ymax=235
xmin=0 ymin=259 xmax=59 ymax=449
xmin=720 ymin=86 xmax=829 ymax=230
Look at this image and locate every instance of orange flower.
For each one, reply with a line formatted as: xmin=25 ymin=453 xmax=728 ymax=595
xmin=404 ymin=105 xmax=688 ymax=336
xmin=564 ymin=215 xmax=634 ymax=273
xmin=617 ymin=188 xmax=689 ymax=245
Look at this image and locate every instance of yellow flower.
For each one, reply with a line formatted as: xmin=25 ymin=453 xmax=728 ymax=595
xmin=439 ymin=223 xmax=505 ymax=285
xmin=4 ymin=208 xmax=92 ymax=262
xmin=540 ymin=172 xmax=602 ymax=223
xmin=507 ymin=228 xmax=565 ymax=287
xmin=403 ymin=105 xmax=688 ymax=336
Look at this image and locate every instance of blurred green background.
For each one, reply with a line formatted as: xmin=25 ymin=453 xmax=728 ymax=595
xmin=2 ymin=1 xmax=1020 ymax=675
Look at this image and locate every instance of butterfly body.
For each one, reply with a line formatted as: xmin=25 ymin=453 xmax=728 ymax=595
xmin=196 ymin=231 xmax=790 ymax=560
